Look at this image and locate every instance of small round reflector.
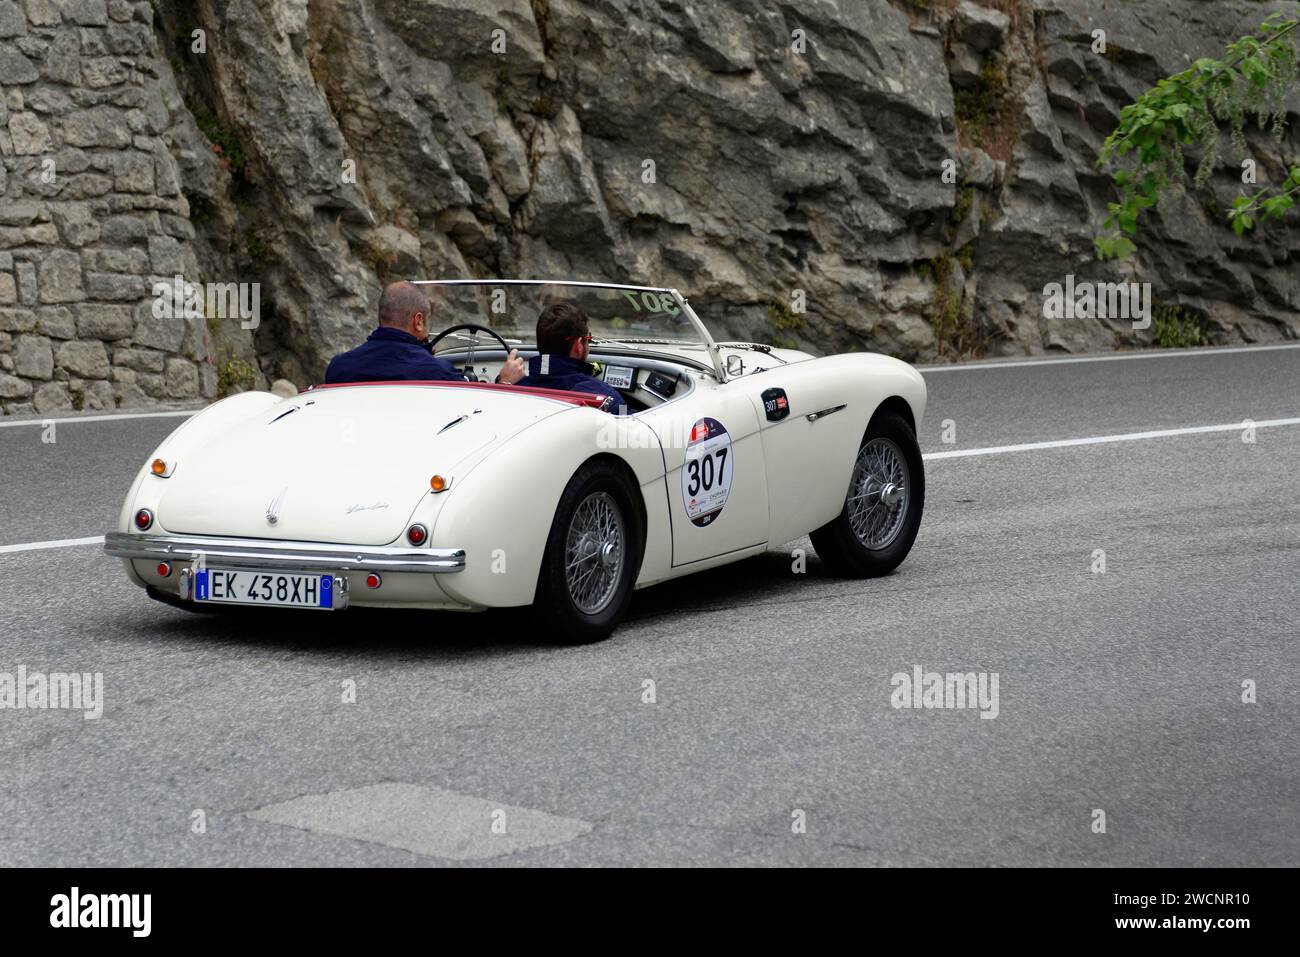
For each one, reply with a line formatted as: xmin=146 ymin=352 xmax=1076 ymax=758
xmin=156 ymin=562 xmax=172 ymax=578
xmin=430 ymin=474 xmax=447 ymax=492
xmin=151 ymin=458 xmax=168 ymax=476
xmin=406 ymin=523 xmax=427 ymax=546
xmin=134 ymin=508 xmax=153 ymax=530
xmin=365 ymin=573 xmax=382 ymax=589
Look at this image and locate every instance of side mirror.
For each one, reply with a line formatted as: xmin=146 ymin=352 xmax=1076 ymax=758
xmin=725 ymin=354 xmax=744 ymax=378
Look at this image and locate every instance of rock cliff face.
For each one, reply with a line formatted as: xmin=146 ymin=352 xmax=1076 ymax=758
xmin=1 ymin=0 xmax=1298 ymax=413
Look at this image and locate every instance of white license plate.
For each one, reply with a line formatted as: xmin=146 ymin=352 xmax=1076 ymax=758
xmin=194 ymin=567 xmax=335 ymax=609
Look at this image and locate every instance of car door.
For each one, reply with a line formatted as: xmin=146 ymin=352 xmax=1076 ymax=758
xmin=640 ymin=383 xmax=769 ymax=567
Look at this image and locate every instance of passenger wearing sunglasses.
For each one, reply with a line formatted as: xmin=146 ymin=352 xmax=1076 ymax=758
xmin=516 ymin=300 xmax=627 ymax=414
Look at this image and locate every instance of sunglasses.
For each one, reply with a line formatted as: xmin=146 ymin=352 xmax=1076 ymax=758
xmin=566 ymin=334 xmax=594 ymax=344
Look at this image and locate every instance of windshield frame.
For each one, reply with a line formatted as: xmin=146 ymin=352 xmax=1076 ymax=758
xmin=410 ymin=279 xmax=728 ymax=382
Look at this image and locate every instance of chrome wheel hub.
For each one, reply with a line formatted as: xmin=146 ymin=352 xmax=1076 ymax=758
xmin=846 ymin=438 xmax=910 ymax=549
xmin=878 ymin=482 xmax=902 ymax=507
xmin=565 ymin=491 xmax=625 ymax=614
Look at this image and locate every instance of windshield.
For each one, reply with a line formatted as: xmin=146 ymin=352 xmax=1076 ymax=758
xmin=414 ymin=280 xmax=713 ymax=349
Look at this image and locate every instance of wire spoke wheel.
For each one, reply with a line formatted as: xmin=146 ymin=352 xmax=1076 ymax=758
xmin=846 ymin=437 xmax=910 ymax=550
xmin=564 ymin=491 xmax=625 ymax=615
xmin=810 ymin=410 xmax=923 ymax=579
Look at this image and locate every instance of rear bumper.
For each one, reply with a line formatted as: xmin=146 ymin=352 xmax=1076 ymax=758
xmin=103 ymin=531 xmax=466 ymax=574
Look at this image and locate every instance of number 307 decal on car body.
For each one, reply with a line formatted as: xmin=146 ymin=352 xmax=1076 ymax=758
xmin=681 ymin=417 xmax=733 ymax=528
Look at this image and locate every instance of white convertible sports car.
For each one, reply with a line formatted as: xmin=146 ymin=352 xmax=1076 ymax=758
xmin=105 ymin=280 xmax=926 ymax=642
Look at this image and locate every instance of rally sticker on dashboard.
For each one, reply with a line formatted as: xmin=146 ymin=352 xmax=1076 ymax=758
xmin=681 ymin=417 xmax=732 ymax=527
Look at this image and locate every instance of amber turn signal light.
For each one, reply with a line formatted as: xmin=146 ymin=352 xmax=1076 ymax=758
xmin=430 ymin=475 xmax=448 ymax=492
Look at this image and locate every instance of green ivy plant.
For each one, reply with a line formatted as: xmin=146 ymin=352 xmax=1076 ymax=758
xmin=1095 ymin=9 xmax=1300 ymax=259
xmin=1151 ymin=304 xmax=1208 ymax=348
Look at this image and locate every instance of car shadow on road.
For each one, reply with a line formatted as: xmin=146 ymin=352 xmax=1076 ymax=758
xmin=623 ymin=548 xmax=814 ymax=624
xmin=128 ymin=546 xmax=819 ymax=660
xmin=138 ymin=602 xmax=551 ymax=660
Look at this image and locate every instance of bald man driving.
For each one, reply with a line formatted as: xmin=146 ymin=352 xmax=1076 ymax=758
xmin=325 ymin=281 xmax=526 ymax=385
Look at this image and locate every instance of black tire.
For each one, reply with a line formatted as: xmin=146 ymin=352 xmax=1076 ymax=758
xmin=810 ymin=409 xmax=924 ymax=578
xmin=533 ymin=459 xmax=644 ymax=644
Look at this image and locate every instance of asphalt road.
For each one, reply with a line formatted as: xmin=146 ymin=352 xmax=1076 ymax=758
xmin=1 ymin=343 xmax=1298 ymax=866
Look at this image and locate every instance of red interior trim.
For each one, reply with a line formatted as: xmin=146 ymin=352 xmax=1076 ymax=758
xmin=305 ymin=379 xmax=608 ymax=409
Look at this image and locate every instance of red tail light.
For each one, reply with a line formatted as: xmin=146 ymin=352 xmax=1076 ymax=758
xmin=365 ymin=573 xmax=382 ymax=589
xmin=156 ymin=562 xmax=172 ymax=578
xmin=406 ymin=524 xmax=427 ymax=546
xmin=134 ymin=508 xmax=153 ymax=530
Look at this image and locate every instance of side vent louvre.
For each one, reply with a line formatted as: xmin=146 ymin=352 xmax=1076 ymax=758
xmin=437 ymin=409 xmax=482 ymax=434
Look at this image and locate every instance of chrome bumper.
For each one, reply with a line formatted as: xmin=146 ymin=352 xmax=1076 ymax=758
xmin=104 ymin=531 xmax=466 ymax=574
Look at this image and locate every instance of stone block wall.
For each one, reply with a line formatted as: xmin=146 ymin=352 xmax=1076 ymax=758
xmin=3 ymin=0 xmax=1298 ymax=418
xmin=0 ymin=0 xmax=213 ymax=415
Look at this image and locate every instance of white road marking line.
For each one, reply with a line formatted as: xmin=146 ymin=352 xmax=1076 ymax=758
xmin=0 ymin=410 xmax=197 ymax=429
xmin=3 ymin=418 xmax=1297 ymax=555
xmin=923 ymin=417 xmax=1300 ymax=460
xmin=919 ymin=341 xmax=1300 ymax=373
xmin=0 ymin=535 xmax=105 ymax=554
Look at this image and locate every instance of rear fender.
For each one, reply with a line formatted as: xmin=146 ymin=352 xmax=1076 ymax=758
xmin=116 ymin=391 xmax=283 ymax=533
xmin=429 ymin=407 xmax=666 ymax=608
xmin=115 ymin=392 xmax=283 ymax=587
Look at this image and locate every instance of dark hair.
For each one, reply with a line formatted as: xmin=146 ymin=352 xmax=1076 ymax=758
xmin=378 ymin=281 xmax=430 ymax=330
xmin=536 ymin=300 xmax=589 ymax=355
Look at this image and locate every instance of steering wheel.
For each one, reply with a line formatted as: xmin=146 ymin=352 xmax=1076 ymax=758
xmin=425 ymin=323 xmax=513 ymax=382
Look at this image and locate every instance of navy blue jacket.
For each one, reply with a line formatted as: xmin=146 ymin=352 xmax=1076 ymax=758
xmin=516 ymin=354 xmax=626 ymax=413
xmin=324 ymin=327 xmax=465 ymax=384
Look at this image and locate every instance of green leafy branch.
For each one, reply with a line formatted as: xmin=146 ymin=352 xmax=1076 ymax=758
xmin=1095 ymin=8 xmax=1300 ymax=259
xmin=1228 ymin=164 xmax=1300 ymax=233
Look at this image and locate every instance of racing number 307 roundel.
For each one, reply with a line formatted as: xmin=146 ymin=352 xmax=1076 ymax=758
xmin=681 ymin=417 xmax=733 ymax=527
